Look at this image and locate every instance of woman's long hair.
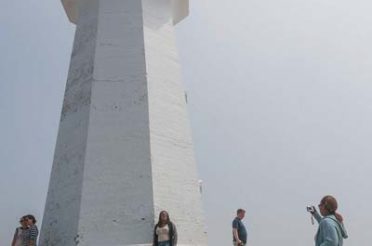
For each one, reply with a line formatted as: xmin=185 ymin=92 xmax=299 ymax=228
xmin=320 ymin=195 xmax=344 ymax=223
xmin=157 ymin=211 xmax=170 ymax=227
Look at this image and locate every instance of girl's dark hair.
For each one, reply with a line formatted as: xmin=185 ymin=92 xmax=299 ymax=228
xmin=320 ymin=195 xmax=344 ymax=223
xmin=19 ymin=215 xmax=27 ymax=223
xmin=157 ymin=211 xmax=170 ymax=227
xmin=25 ymin=214 xmax=37 ymax=224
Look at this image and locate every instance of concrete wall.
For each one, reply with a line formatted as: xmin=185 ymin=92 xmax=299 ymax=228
xmin=40 ymin=0 xmax=100 ymax=244
xmin=143 ymin=1 xmax=207 ymax=245
xmin=40 ymin=1 xmax=207 ymax=245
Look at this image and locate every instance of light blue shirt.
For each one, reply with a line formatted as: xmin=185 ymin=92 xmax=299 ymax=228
xmin=313 ymin=212 xmax=348 ymax=246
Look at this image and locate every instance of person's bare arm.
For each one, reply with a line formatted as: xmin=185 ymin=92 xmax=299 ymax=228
xmin=233 ymin=228 xmax=242 ymax=245
xmin=11 ymin=229 xmax=17 ymax=246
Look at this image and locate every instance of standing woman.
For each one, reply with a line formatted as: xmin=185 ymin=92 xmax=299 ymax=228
xmin=309 ymin=195 xmax=348 ymax=246
xmin=23 ymin=215 xmax=39 ymax=246
xmin=153 ymin=211 xmax=177 ymax=246
xmin=11 ymin=216 xmax=28 ymax=246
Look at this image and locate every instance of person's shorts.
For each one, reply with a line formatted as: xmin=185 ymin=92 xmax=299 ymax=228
xmin=233 ymin=241 xmax=246 ymax=246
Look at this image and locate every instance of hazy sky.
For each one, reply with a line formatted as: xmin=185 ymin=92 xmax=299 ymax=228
xmin=1 ymin=0 xmax=372 ymax=245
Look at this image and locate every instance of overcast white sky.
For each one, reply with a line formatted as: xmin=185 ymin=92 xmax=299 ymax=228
xmin=1 ymin=0 xmax=372 ymax=245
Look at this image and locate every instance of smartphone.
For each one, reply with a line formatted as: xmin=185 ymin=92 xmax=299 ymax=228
xmin=306 ymin=206 xmax=315 ymax=213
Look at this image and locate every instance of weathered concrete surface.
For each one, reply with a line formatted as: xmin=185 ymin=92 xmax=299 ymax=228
xmin=62 ymin=0 xmax=189 ymax=24
xmin=40 ymin=0 xmax=207 ymax=245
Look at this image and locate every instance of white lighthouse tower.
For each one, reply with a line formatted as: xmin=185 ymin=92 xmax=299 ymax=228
xmin=39 ymin=0 xmax=207 ymax=245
